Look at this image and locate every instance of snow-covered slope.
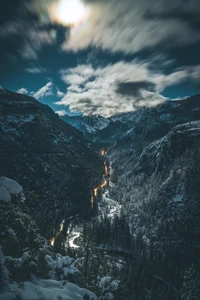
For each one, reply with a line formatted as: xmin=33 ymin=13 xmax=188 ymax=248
xmin=111 ymin=120 xmax=200 ymax=299
xmin=0 ymin=280 xmax=97 ymax=300
xmin=61 ymin=114 xmax=109 ymax=135
xmin=62 ymin=95 xmax=200 ymax=150
xmin=134 ymin=121 xmax=200 ymax=175
xmin=0 ymin=177 xmax=23 ymax=203
xmin=0 ymin=178 xmax=97 ymax=300
xmin=108 ymin=94 xmax=200 ymax=174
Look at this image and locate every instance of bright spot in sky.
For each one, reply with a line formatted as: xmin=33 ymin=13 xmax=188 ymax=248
xmin=56 ymin=0 xmax=88 ymax=26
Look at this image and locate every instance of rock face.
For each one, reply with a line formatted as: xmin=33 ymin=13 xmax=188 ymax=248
xmin=134 ymin=121 xmax=200 ymax=175
xmin=0 ymin=89 xmax=103 ymax=238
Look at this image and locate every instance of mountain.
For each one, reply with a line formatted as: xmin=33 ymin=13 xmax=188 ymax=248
xmin=61 ymin=95 xmax=200 ymax=150
xmin=111 ymin=121 xmax=200 ymax=299
xmin=61 ymin=114 xmax=109 ymax=135
xmin=1 ymin=87 xmax=200 ymax=299
xmin=107 ymin=95 xmax=200 ymax=174
xmin=0 ymin=89 xmax=103 ymax=239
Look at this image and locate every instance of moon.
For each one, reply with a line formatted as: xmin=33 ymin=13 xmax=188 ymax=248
xmin=56 ymin=0 xmax=88 ymax=26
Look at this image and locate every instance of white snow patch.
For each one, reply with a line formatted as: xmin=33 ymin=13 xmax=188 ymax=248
xmin=0 ymin=292 xmax=16 ymax=300
xmin=0 ymin=177 xmax=22 ymax=194
xmin=99 ymin=191 xmax=122 ymax=219
xmin=45 ymin=253 xmax=79 ymax=277
xmin=5 ymin=115 xmax=34 ymax=124
xmin=171 ymin=194 xmax=183 ymax=203
xmin=99 ymin=276 xmax=119 ymax=298
xmin=69 ymin=232 xmax=81 ymax=249
xmin=85 ymin=124 xmax=96 ymax=133
xmin=0 ymin=187 xmax=11 ymax=202
xmin=159 ymin=113 xmax=172 ymax=121
xmin=5 ymin=279 xmax=97 ymax=300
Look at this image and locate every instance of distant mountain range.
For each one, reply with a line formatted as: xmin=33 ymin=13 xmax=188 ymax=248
xmin=62 ymin=95 xmax=200 ymax=148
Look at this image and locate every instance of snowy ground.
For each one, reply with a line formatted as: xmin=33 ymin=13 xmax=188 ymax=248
xmin=100 ymin=161 xmax=122 ymax=219
xmin=65 ymin=224 xmax=83 ymax=250
xmin=65 ymin=185 xmax=122 ymax=250
xmin=98 ymin=188 xmax=122 ymax=219
xmin=69 ymin=232 xmax=81 ymax=249
xmin=0 ymin=280 xmax=97 ymax=300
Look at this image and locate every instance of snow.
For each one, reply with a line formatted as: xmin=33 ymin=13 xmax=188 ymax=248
xmin=159 ymin=113 xmax=172 ymax=121
xmin=99 ymin=190 xmax=122 ymax=219
xmin=0 ymin=292 xmax=16 ymax=300
xmin=0 ymin=246 xmax=96 ymax=300
xmin=172 ymin=194 xmax=183 ymax=203
xmin=99 ymin=276 xmax=119 ymax=299
xmin=7 ymin=228 xmax=17 ymax=238
xmin=0 ymin=177 xmax=22 ymax=194
xmin=6 ymin=115 xmax=34 ymax=124
xmin=0 ymin=86 xmax=6 ymax=94
xmin=0 ymin=186 xmax=11 ymax=202
xmin=12 ymin=252 xmax=30 ymax=268
xmin=69 ymin=232 xmax=81 ymax=249
xmin=2 ymin=280 xmax=97 ymax=300
xmin=85 ymin=124 xmax=96 ymax=133
xmin=45 ymin=253 xmax=79 ymax=277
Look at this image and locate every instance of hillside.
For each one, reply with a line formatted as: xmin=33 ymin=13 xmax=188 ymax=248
xmin=0 ymin=177 xmax=97 ymax=300
xmin=0 ymin=89 xmax=103 ymax=239
xmin=109 ymin=121 xmax=200 ymax=299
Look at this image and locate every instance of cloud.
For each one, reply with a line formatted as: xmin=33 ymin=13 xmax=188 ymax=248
xmin=1 ymin=0 xmax=200 ymax=61
xmin=60 ymin=65 xmax=94 ymax=85
xmin=55 ymin=61 xmax=200 ymax=117
xmin=57 ymin=90 xmax=65 ymax=97
xmin=16 ymin=88 xmax=28 ymax=95
xmin=24 ymin=67 xmax=46 ymax=74
xmin=19 ymin=28 xmax=56 ymax=60
xmin=144 ymin=10 xmax=200 ymax=32
xmin=55 ymin=110 xmax=67 ymax=116
xmin=116 ymin=81 xmax=156 ymax=97
xmin=33 ymin=81 xmax=53 ymax=99
xmin=0 ymin=2 xmax=58 ymax=60
xmin=62 ymin=0 xmax=200 ymax=54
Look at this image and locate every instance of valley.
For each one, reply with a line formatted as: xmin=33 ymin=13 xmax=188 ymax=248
xmin=0 ymin=90 xmax=200 ymax=300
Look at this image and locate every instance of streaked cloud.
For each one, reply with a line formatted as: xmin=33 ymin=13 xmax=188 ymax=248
xmin=25 ymin=67 xmax=46 ymax=74
xmin=2 ymin=0 xmax=200 ymax=61
xmin=63 ymin=0 xmax=200 ymax=54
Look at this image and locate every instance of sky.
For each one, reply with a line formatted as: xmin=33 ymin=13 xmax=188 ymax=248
xmin=0 ymin=0 xmax=200 ymax=117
